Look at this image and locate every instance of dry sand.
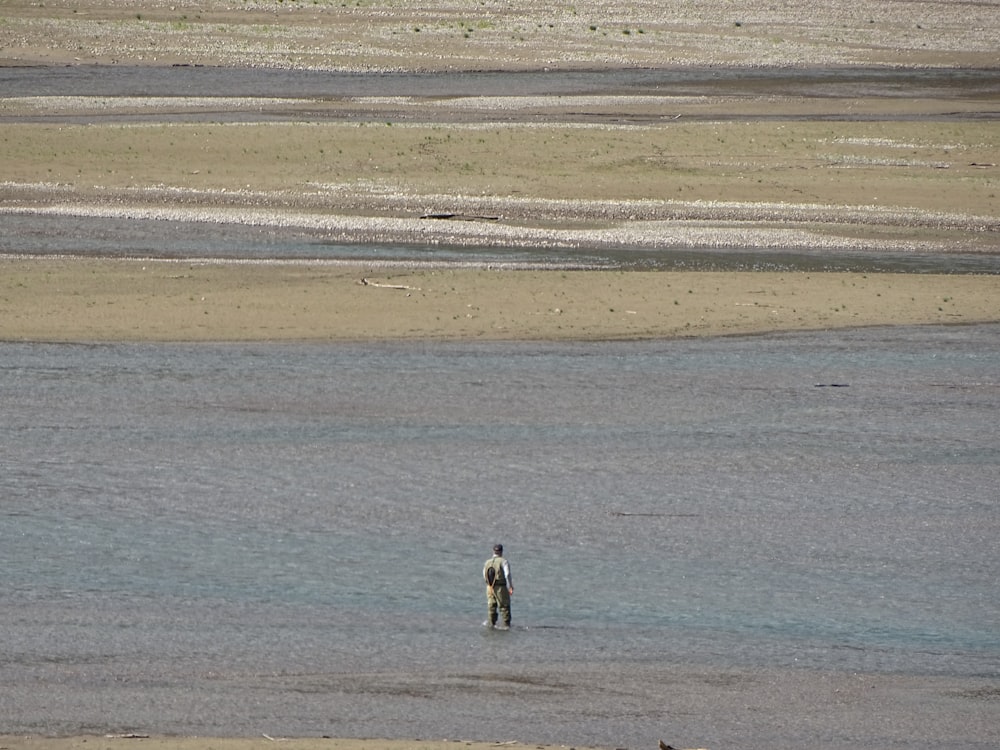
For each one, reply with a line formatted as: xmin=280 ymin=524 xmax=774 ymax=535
xmin=2 ymin=258 xmax=999 ymax=342
xmin=2 ymin=0 xmax=998 ymax=71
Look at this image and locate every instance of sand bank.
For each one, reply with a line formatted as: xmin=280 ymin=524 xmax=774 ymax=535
xmin=2 ymin=259 xmax=998 ymax=343
xmin=2 ymin=112 xmax=997 ymax=255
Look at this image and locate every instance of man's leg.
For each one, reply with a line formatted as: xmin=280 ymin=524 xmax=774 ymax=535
xmin=497 ymin=588 xmax=511 ymax=628
xmin=487 ymin=588 xmax=498 ymax=627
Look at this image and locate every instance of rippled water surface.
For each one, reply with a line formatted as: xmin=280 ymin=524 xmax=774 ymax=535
xmin=3 ymin=326 xmax=999 ymax=748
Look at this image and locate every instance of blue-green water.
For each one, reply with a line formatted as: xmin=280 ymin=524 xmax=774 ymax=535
xmin=3 ymin=326 xmax=999 ymax=748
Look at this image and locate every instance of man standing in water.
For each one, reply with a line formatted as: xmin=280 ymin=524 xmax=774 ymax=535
xmin=483 ymin=543 xmax=513 ymax=629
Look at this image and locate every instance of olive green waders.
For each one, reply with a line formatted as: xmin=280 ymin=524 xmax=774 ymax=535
xmin=484 ymin=555 xmax=510 ymax=627
xmin=487 ymin=582 xmax=511 ymax=628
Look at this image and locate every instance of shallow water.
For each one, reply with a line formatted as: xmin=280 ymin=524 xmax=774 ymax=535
xmin=4 ymin=213 xmax=999 ymax=273
xmin=3 ymin=326 xmax=999 ymax=747
xmin=3 ymin=65 xmax=999 ymax=100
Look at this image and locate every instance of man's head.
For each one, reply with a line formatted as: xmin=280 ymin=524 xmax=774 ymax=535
xmin=493 ymin=543 xmax=503 ymax=555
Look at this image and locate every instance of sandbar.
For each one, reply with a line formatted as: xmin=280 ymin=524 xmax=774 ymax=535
xmin=2 ymin=258 xmax=998 ymax=342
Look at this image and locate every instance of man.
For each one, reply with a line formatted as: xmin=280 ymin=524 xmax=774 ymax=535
xmin=483 ymin=543 xmax=513 ymax=629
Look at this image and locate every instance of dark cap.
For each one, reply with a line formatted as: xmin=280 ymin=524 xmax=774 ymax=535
xmin=493 ymin=543 xmax=503 ymax=554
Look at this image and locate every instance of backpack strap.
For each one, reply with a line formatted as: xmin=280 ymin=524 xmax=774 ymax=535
xmin=488 ymin=557 xmax=506 ymax=587
xmin=485 ymin=556 xmax=506 ymax=587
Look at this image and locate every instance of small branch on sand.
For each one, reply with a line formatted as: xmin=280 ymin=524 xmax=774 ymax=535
xmin=358 ymin=278 xmax=421 ymax=291
xmin=420 ymin=213 xmax=499 ymax=221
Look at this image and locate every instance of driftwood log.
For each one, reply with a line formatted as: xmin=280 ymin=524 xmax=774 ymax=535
xmin=358 ymin=278 xmax=421 ymax=291
xmin=419 ymin=213 xmax=499 ymax=221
